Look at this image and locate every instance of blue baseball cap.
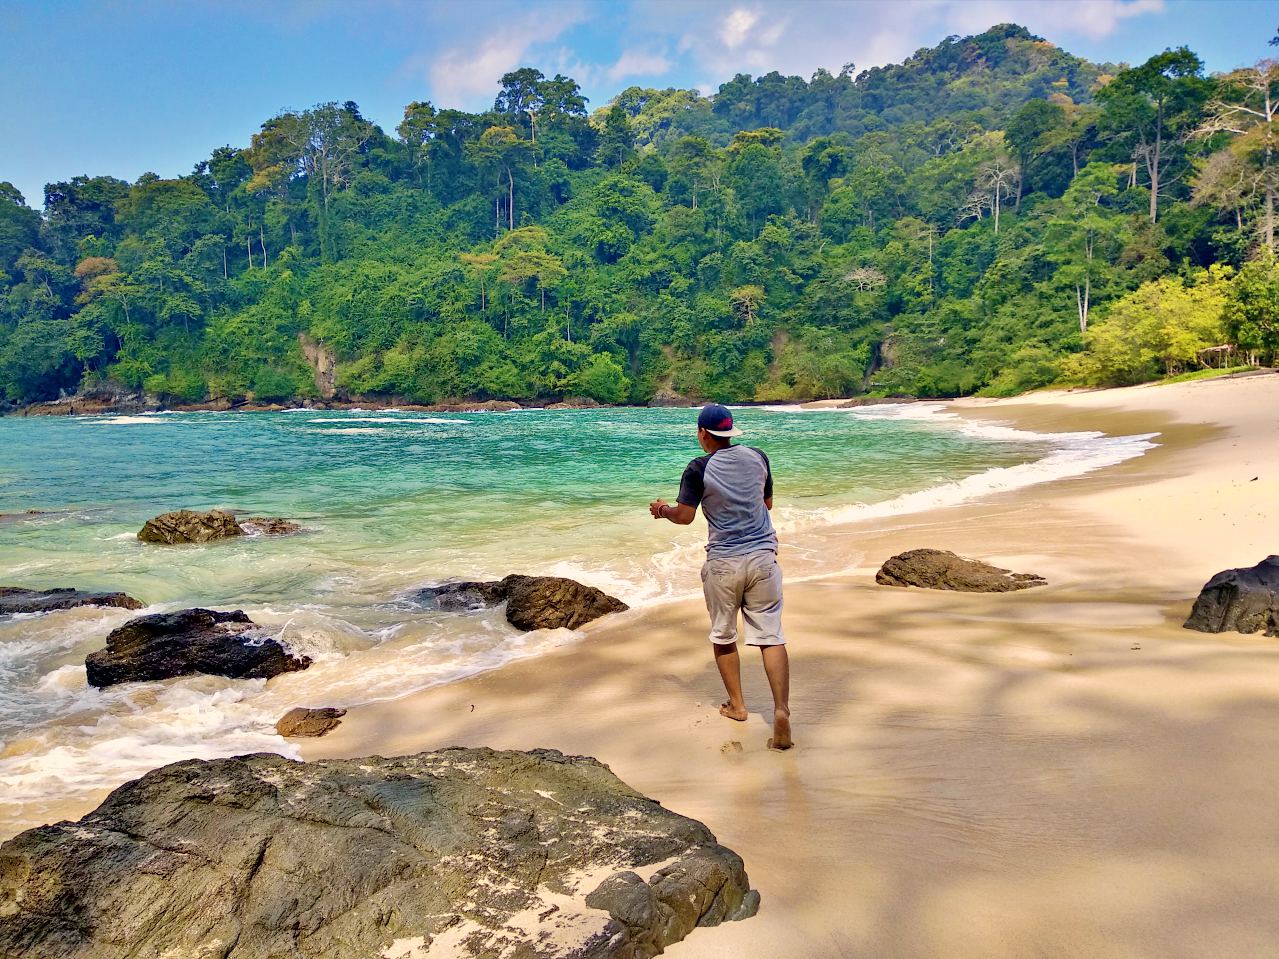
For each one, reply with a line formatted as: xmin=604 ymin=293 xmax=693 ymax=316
xmin=697 ymin=403 xmax=743 ymax=438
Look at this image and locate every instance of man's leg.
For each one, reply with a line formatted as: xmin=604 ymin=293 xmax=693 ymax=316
xmin=703 ymin=558 xmax=748 ymax=721
xmin=714 ymin=642 xmax=748 ymax=721
xmin=741 ymin=552 xmax=793 ymax=749
xmin=760 ymin=644 xmax=792 ymax=749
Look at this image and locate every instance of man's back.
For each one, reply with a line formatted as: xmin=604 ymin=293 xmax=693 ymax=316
xmin=679 ymin=444 xmax=777 ymax=558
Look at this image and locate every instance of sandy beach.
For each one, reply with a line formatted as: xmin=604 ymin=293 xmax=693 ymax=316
xmin=296 ymin=373 xmax=1279 ymax=958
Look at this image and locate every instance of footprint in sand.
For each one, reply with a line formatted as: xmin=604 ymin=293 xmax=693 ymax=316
xmin=721 ymin=741 xmax=743 ymax=755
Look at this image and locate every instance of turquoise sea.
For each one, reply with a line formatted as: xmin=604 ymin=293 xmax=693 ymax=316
xmin=0 ymin=405 xmax=1155 ymax=832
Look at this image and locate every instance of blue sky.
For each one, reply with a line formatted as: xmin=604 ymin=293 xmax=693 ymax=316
xmin=0 ymin=0 xmax=1272 ymax=210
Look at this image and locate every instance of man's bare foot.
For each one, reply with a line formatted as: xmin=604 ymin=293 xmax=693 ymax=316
xmin=719 ymin=701 xmax=748 ymax=721
xmin=767 ymin=709 xmax=793 ymax=750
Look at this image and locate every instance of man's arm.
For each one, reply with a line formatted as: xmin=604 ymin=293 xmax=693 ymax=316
xmin=649 ymin=499 xmax=697 ymax=524
xmin=650 ymin=456 xmax=706 ymax=525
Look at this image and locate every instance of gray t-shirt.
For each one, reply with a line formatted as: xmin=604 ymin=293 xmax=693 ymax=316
xmin=677 ymin=445 xmax=777 ymax=558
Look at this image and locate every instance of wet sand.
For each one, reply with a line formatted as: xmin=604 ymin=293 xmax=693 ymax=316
xmin=303 ymin=373 xmax=1279 ymax=958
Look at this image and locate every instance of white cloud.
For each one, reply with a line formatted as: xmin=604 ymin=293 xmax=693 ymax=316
xmin=720 ymin=8 xmax=761 ymax=49
xmin=607 ymin=48 xmax=673 ymax=82
xmin=400 ymin=4 xmax=590 ymax=107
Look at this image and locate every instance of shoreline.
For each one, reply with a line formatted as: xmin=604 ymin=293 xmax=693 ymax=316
xmin=299 ymin=374 xmax=1279 ymax=958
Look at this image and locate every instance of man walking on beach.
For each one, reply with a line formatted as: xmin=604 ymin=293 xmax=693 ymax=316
xmin=650 ymin=404 xmax=792 ymax=750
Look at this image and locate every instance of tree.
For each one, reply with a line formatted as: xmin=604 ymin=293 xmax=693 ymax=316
xmin=1097 ymin=48 xmax=1211 ymax=223
xmin=397 ymin=100 xmax=439 ymax=190
xmin=1046 ymin=163 xmax=1130 ymax=332
xmin=596 ymin=106 xmax=635 ymax=169
xmin=729 ymin=285 xmax=765 ymax=323
xmin=1075 ymin=268 xmax=1230 ymax=383
xmin=246 ymin=103 xmax=375 ymax=259
xmin=459 ymin=252 xmax=498 ymax=312
xmin=1195 ymin=60 xmax=1279 ymax=254
xmin=1224 ymin=258 xmax=1279 ymax=363
xmin=1005 ymin=99 xmax=1064 ymax=206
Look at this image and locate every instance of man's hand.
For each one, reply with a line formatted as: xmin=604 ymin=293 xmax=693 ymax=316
xmin=650 ymin=499 xmax=696 ymax=525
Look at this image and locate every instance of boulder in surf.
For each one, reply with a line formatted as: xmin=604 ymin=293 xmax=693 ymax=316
xmin=85 ymin=608 xmax=311 ymax=687
xmin=414 ymin=574 xmax=629 ymax=630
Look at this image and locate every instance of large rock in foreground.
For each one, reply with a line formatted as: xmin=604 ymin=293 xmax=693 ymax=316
xmin=417 ymin=574 xmax=629 ymax=630
xmin=1184 ymin=555 xmax=1279 ymax=637
xmin=137 ymin=508 xmax=242 ymax=544
xmin=0 ymin=748 xmax=758 ymax=958
xmin=876 ymin=549 xmax=1047 ymax=592
xmin=0 ymin=587 xmax=143 ymax=616
xmin=85 ymin=608 xmax=311 ymax=687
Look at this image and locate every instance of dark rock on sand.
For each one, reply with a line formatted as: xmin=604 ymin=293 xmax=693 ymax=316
xmin=275 ymin=706 xmax=346 ymax=737
xmin=137 ymin=508 xmax=242 ymax=544
xmin=85 ymin=608 xmax=311 ymax=688
xmin=876 ymin=548 xmax=1047 ymax=592
xmin=0 ymin=748 xmax=758 ymax=959
xmin=240 ymin=516 xmax=303 ymax=536
xmin=1184 ymin=555 xmax=1279 ymax=637
xmin=0 ymin=587 xmax=143 ymax=616
xmin=416 ymin=574 xmax=629 ymax=630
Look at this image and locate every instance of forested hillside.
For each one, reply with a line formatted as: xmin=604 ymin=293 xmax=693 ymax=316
xmin=1 ymin=23 xmax=1276 ymax=407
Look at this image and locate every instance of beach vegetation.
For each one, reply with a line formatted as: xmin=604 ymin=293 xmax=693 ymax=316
xmin=1 ymin=25 xmax=1276 ymax=406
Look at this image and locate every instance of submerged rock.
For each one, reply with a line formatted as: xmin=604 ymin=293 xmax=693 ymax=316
xmin=0 ymin=748 xmax=758 ymax=959
xmin=415 ymin=574 xmax=629 ymax=630
xmin=137 ymin=508 xmax=242 ymax=544
xmin=1184 ymin=555 xmax=1279 ymax=637
xmin=0 ymin=587 xmax=143 ymax=616
xmin=876 ymin=549 xmax=1047 ymax=592
xmin=240 ymin=516 xmax=303 ymax=536
xmin=85 ymin=608 xmax=311 ymax=687
xmin=275 ymin=706 xmax=346 ymax=737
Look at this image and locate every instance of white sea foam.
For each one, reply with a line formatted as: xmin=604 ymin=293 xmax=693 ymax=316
xmin=89 ymin=415 xmax=175 ymax=425
xmin=306 ymin=417 xmax=458 ymax=425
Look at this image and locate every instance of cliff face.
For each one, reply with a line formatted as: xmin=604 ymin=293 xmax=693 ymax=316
xmin=298 ymin=333 xmax=337 ymax=399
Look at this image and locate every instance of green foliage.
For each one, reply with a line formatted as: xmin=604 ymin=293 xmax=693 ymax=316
xmin=1 ymin=26 xmax=1273 ymax=409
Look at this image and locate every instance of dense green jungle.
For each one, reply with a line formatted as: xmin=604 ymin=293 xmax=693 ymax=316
xmin=2 ymin=23 xmax=1277 ymax=408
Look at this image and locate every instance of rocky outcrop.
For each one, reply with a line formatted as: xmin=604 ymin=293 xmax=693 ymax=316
xmin=546 ymin=396 xmax=602 ymax=410
xmin=0 ymin=587 xmax=143 ymax=616
xmin=275 ymin=706 xmax=346 ymax=737
xmin=876 ymin=549 xmax=1047 ymax=592
xmin=298 ymin=332 xmax=337 ymax=399
xmin=17 ymin=385 xmax=160 ymax=417
xmin=415 ymin=574 xmax=629 ymax=630
xmin=137 ymin=508 xmax=242 ymax=544
xmin=1184 ymin=555 xmax=1279 ymax=637
xmin=85 ymin=608 xmax=311 ymax=688
xmin=0 ymin=748 xmax=758 ymax=959
xmin=648 ymin=388 xmax=695 ymax=408
xmin=137 ymin=509 xmax=300 ymax=543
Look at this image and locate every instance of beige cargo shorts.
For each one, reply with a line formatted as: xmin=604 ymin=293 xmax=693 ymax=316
xmin=700 ymin=549 xmax=784 ymax=647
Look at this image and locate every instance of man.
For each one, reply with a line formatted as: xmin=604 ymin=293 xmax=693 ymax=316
xmin=649 ymin=403 xmax=792 ymax=750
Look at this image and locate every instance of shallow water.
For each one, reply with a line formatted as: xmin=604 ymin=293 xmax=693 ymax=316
xmin=0 ymin=404 xmax=1154 ymax=826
